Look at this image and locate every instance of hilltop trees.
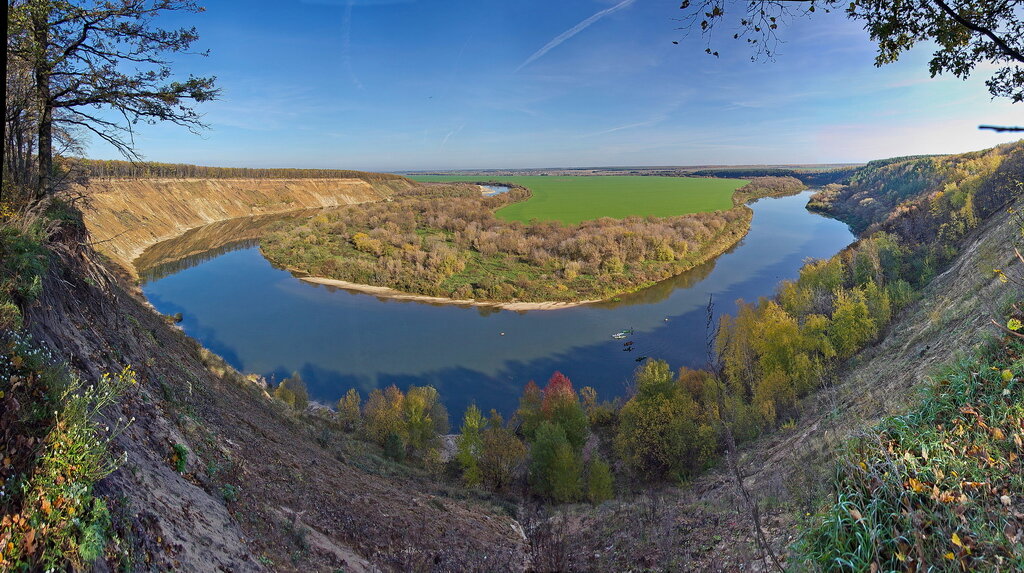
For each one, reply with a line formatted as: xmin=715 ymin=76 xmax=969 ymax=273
xmin=5 ymin=0 xmax=218 ymax=200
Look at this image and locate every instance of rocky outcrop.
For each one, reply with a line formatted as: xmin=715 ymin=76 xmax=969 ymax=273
xmin=80 ymin=177 xmax=412 ymax=272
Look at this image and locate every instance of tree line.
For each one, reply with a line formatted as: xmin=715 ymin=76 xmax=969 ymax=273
xmin=63 ymin=158 xmax=409 ymax=183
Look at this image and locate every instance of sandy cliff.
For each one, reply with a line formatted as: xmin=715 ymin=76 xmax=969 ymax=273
xmin=80 ymin=177 xmax=411 ymax=272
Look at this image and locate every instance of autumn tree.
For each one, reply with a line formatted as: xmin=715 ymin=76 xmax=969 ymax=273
xmin=6 ymin=0 xmax=219 ymax=199
xmin=274 ymin=372 xmax=309 ymax=412
xmin=539 ymin=372 xmax=589 ymax=452
xmin=363 ymin=385 xmax=405 ymax=445
xmin=403 ymin=385 xmax=447 ymax=455
xmin=829 ymin=288 xmax=877 ymax=358
xmin=515 ymin=380 xmax=544 ymax=441
xmin=336 ymin=388 xmax=361 ymax=432
xmin=614 ymin=360 xmax=705 ymax=479
xmin=479 ymin=410 xmax=527 ymax=491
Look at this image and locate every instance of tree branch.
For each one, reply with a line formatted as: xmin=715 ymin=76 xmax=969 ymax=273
xmin=931 ymin=0 xmax=1024 ymax=64
xmin=979 ymin=125 xmax=1024 ymax=132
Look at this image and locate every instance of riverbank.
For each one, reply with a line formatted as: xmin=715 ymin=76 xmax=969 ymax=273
xmin=300 ymin=276 xmax=600 ymax=310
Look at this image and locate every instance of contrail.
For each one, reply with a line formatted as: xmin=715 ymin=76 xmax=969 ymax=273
xmin=342 ymin=1 xmax=364 ymax=89
xmin=441 ymin=123 xmax=465 ymax=148
xmin=516 ymin=0 xmax=638 ymax=72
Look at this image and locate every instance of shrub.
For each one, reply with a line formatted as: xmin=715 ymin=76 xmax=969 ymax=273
xmin=171 ymin=443 xmax=188 ymax=473
xmin=529 ymin=422 xmax=581 ymax=502
xmin=274 ymin=372 xmax=309 ymax=411
xmin=383 ymin=432 xmax=405 ymax=462
xmin=479 ymin=411 xmax=527 ymax=491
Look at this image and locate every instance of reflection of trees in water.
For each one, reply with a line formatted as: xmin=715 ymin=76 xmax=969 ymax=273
xmin=136 ymin=209 xmax=328 ymax=282
xmin=591 ymin=248 xmax=723 ymax=309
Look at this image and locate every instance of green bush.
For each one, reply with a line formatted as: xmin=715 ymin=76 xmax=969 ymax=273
xmin=383 ymin=432 xmax=405 ymax=462
xmin=529 ymin=422 xmax=581 ymax=502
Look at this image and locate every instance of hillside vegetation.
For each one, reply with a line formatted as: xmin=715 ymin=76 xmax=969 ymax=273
xmin=2 ymin=198 xmax=527 ymax=571
xmin=797 ymin=322 xmax=1024 ymax=570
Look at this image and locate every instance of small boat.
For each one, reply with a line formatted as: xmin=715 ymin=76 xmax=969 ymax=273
xmin=623 ymin=341 xmax=634 ymax=346
xmin=611 ymin=328 xmax=635 ymax=339
xmin=635 ymin=355 xmax=648 ymax=362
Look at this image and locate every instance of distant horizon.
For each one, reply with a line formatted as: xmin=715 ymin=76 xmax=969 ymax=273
xmin=78 ymin=155 xmax=874 ymax=174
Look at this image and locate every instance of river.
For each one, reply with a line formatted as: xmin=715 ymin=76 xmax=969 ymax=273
xmin=141 ymin=190 xmax=853 ymax=417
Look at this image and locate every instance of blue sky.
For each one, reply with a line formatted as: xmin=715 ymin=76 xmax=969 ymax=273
xmin=87 ymin=0 xmax=1024 ymax=171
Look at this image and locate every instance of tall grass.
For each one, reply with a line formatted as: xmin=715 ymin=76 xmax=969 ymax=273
xmin=795 ymin=330 xmax=1024 ymax=570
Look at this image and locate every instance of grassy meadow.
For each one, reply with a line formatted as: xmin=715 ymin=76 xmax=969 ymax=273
xmin=410 ymin=175 xmax=747 ymax=225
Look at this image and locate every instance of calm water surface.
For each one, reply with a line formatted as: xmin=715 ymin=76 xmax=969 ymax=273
xmin=142 ymin=191 xmax=853 ymax=416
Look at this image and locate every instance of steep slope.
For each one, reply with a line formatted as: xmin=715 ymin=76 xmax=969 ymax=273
xmin=24 ymin=226 xmax=527 ymax=571
xmin=80 ymin=176 xmax=412 ymax=272
xmin=547 ymin=142 xmax=1024 ymax=571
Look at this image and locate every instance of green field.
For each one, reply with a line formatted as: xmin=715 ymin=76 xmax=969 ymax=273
xmin=410 ymin=175 xmax=748 ymax=225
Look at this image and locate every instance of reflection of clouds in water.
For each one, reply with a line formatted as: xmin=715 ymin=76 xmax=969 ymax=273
xmin=143 ymin=191 xmax=853 ymax=413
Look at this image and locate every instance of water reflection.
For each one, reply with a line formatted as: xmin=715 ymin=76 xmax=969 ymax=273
xmin=141 ymin=191 xmax=853 ymax=416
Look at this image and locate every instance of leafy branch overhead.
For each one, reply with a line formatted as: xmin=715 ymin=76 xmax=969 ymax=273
xmin=7 ymin=0 xmax=220 ymax=199
xmin=677 ymin=0 xmax=1024 ymax=102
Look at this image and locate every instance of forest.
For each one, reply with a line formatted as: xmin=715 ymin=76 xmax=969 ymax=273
xmin=260 ymin=177 xmax=803 ymax=303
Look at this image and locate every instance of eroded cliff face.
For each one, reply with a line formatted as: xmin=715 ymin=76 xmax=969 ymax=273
xmin=80 ymin=177 xmax=411 ymax=272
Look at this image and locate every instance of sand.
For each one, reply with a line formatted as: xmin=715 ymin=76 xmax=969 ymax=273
xmin=299 ymin=276 xmax=598 ymax=311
